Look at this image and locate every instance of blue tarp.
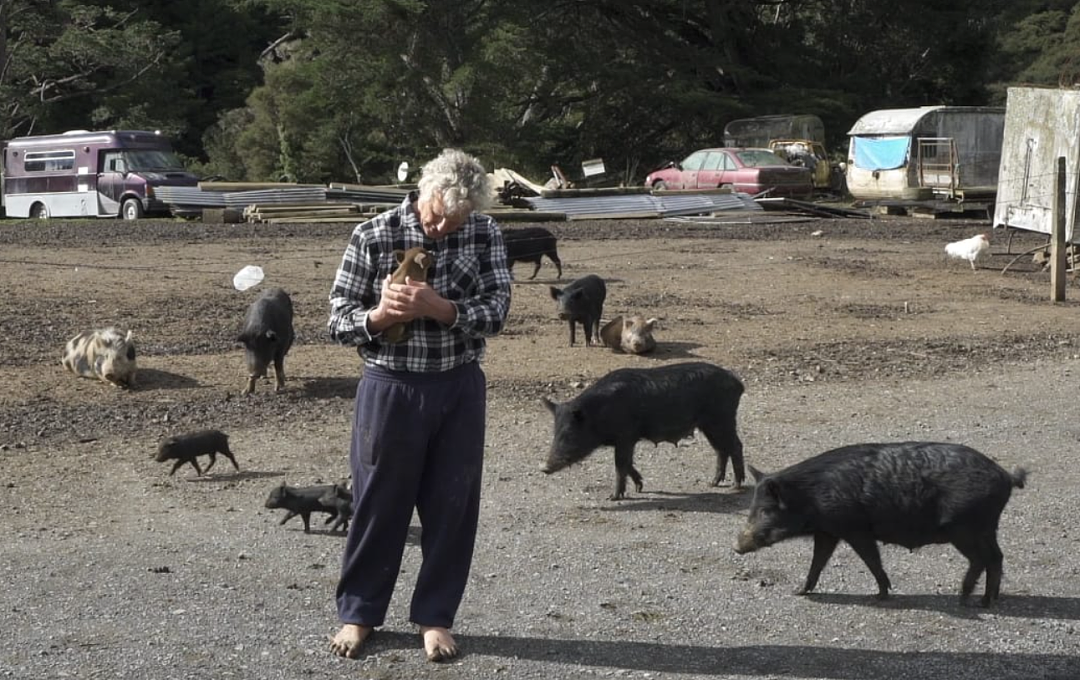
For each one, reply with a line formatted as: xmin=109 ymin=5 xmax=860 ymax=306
xmin=852 ymin=136 xmax=910 ymax=171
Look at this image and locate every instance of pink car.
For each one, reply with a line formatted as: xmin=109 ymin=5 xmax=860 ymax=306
xmin=645 ymin=147 xmax=813 ymax=199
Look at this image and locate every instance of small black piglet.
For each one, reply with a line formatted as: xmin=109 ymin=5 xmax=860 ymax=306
xmin=318 ymin=483 xmax=354 ymax=533
xmin=264 ymin=483 xmax=341 ymax=533
xmin=155 ymin=429 xmax=239 ymax=477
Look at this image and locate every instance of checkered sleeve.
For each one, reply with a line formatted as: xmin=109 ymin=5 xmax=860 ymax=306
xmin=328 ymin=219 xmax=383 ymax=346
xmin=449 ymin=217 xmax=512 ymax=338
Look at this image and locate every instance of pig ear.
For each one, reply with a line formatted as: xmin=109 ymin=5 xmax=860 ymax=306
xmin=417 ymin=252 xmax=431 ymax=269
xmin=264 ymin=329 xmax=278 ymax=342
xmin=644 ymin=318 xmax=659 ymax=331
xmin=393 ymin=249 xmax=406 ymax=264
xmin=759 ymin=477 xmax=787 ymax=510
xmin=541 ymin=397 xmax=558 ymax=415
xmin=549 ymin=286 xmax=562 ymax=301
xmin=125 ymin=330 xmax=134 ymax=342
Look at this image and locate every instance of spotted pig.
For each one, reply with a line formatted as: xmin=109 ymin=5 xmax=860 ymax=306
xmin=61 ymin=328 xmax=137 ymax=388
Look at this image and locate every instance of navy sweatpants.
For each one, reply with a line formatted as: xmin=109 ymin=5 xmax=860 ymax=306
xmin=336 ymin=361 xmax=486 ymax=629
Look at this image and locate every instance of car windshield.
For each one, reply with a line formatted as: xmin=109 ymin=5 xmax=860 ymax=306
xmin=121 ymin=150 xmax=186 ymax=172
xmin=735 ymin=149 xmax=790 ymax=168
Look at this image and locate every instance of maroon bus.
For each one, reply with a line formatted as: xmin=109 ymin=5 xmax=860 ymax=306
xmin=2 ymin=129 xmax=198 ymax=219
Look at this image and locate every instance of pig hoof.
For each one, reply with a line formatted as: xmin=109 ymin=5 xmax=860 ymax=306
xmin=874 ymin=591 xmax=891 ymax=601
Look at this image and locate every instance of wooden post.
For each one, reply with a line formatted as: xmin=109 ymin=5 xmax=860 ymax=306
xmin=1051 ymin=156 xmax=1067 ymax=302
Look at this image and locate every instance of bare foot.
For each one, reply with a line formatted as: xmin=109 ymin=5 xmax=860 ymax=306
xmin=328 ymin=624 xmax=373 ymax=659
xmin=420 ymin=626 xmax=458 ymax=662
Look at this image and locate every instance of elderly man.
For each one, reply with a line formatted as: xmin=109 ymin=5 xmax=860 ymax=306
xmin=327 ymin=148 xmax=512 ymax=662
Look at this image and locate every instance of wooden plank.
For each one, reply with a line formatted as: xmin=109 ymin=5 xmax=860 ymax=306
xmin=1052 ymin=156 xmax=1067 ymax=301
xmin=261 ymin=215 xmax=372 ymax=223
xmin=201 ymin=208 xmax=242 ymax=223
xmin=243 ymin=202 xmax=356 ymax=211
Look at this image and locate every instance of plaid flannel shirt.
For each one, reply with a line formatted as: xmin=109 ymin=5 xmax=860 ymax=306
xmin=328 ymin=193 xmax=512 ymax=372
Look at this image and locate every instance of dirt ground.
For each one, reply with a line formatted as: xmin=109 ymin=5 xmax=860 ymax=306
xmin=1 ymin=213 xmax=1079 ymax=679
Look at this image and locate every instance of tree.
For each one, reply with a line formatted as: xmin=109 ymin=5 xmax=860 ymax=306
xmin=0 ymin=1 xmax=181 ymax=139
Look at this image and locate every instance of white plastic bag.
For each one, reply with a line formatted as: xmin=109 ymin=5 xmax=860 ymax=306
xmin=232 ymin=265 xmax=265 ymax=291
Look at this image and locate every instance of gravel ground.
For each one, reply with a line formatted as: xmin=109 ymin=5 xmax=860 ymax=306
xmin=1 ymin=214 xmax=1078 ymax=679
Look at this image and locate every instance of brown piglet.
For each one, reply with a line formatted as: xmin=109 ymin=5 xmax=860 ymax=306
xmin=383 ymin=247 xmax=434 ymax=343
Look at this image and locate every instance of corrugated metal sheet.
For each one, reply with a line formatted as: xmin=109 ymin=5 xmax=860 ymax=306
xmin=222 ymin=187 xmax=327 ymax=208
xmin=524 ymin=192 xmax=760 ymax=217
xmin=326 ymin=187 xmax=408 ymax=203
xmin=154 ymin=186 xmax=227 ymax=207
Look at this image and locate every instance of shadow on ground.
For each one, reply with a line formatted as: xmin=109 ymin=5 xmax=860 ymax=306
xmin=301 ymin=376 xmax=359 ymax=400
xmin=184 ymin=469 xmax=286 ymax=482
xmin=596 ymin=489 xmax=751 ymax=514
xmin=356 ymin=631 xmax=1080 ymax=678
xmin=807 ymin=592 xmax=1080 ymax=621
xmin=136 ymin=368 xmax=201 ymax=390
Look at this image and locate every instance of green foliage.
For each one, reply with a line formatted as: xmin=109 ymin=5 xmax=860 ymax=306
xmin=5 ymin=0 xmax=1061 ymax=184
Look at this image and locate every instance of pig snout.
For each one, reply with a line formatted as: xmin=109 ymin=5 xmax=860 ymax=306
xmin=625 ymin=336 xmax=650 ymax=354
xmin=733 ymin=527 xmax=760 ymax=554
xmin=540 ymin=450 xmax=573 ymax=474
xmin=539 ymin=459 xmax=562 ymax=474
xmin=246 ymin=350 xmax=271 ymax=376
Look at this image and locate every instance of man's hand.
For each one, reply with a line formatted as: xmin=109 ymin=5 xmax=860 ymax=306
xmin=368 ymin=275 xmax=456 ymax=332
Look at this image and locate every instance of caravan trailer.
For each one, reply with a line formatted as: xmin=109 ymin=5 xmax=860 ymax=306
xmin=2 ymin=129 xmax=198 ymax=219
xmin=845 ymin=106 xmax=1004 ymax=203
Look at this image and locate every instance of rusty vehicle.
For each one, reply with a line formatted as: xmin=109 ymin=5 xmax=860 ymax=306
xmin=768 ymin=139 xmax=833 ymax=190
xmin=644 ymin=147 xmax=813 ymax=199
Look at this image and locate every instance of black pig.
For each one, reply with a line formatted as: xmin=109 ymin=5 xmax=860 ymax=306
xmin=541 ymin=362 xmax=745 ymax=500
xmin=318 ymin=483 xmax=354 ymax=533
xmin=155 ymin=429 xmax=239 ymax=477
xmin=734 ymin=441 xmax=1027 ymax=607
xmin=237 ymin=287 xmax=295 ymax=395
xmin=265 ymin=483 xmax=340 ymax=533
xmin=550 ymin=274 xmax=606 ymax=346
xmin=503 ymin=226 xmax=563 ymax=279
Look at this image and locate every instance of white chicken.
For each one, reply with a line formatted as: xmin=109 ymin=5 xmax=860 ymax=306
xmin=945 ymin=233 xmax=990 ymax=271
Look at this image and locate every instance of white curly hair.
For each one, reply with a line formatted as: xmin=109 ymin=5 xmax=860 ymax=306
xmin=417 ymin=148 xmax=493 ymax=215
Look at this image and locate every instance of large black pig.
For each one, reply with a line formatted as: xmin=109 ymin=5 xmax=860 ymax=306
xmin=734 ymin=441 xmax=1027 ymax=607
xmin=503 ymin=226 xmax=563 ymax=279
xmin=550 ymin=274 xmax=606 ymax=347
xmin=237 ymin=287 xmax=295 ymax=395
xmin=541 ymin=362 xmax=745 ymax=500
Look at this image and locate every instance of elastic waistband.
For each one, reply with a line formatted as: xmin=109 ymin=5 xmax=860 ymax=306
xmin=361 ymin=361 xmax=481 ymax=385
